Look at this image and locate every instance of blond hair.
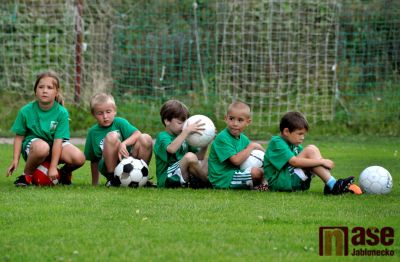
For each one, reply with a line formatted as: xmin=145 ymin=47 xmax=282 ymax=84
xmin=227 ymin=101 xmax=251 ymax=118
xmin=90 ymin=93 xmax=116 ymax=114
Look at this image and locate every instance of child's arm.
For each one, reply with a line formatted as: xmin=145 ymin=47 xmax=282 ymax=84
xmin=288 ymin=156 xmax=334 ymax=170
xmin=167 ymin=120 xmax=204 ymax=154
xmin=229 ymin=142 xmax=264 ymax=166
xmin=90 ymin=161 xmax=100 ymax=186
xmin=7 ymin=135 xmax=24 ymax=177
xmin=48 ymin=138 xmax=63 ymax=180
xmin=118 ymin=130 xmax=142 ymax=159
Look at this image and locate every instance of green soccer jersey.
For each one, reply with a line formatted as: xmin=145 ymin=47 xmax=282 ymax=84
xmin=208 ymin=128 xmax=250 ymax=189
xmin=263 ymin=135 xmax=303 ymax=191
xmin=84 ymin=117 xmax=138 ymax=162
xmin=153 ymin=131 xmax=198 ymax=188
xmin=11 ymin=101 xmax=70 ymax=149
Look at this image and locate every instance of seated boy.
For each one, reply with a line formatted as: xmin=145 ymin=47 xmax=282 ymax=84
xmin=154 ymin=100 xmax=210 ymax=188
xmin=208 ymin=101 xmax=267 ymax=190
xmin=263 ymin=111 xmax=355 ymax=194
xmin=84 ymin=93 xmax=153 ymax=186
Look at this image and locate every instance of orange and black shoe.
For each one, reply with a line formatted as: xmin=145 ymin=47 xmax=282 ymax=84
xmin=324 ymin=176 xmax=354 ymax=195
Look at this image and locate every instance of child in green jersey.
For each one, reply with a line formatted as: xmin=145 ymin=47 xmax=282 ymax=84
xmin=263 ymin=111 xmax=358 ymax=195
xmin=154 ymin=100 xmax=211 ymax=188
xmin=84 ymin=93 xmax=153 ymax=186
xmin=208 ymin=101 xmax=267 ymax=190
xmin=7 ymin=71 xmax=85 ymax=186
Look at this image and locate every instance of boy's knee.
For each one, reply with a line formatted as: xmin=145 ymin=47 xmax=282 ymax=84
xmin=139 ymin=134 xmax=153 ymax=148
xmin=304 ymin=144 xmax=320 ymax=154
xmin=251 ymin=167 xmax=264 ymax=180
xmin=104 ymin=131 xmax=120 ymax=144
xmin=184 ymin=152 xmax=198 ymax=164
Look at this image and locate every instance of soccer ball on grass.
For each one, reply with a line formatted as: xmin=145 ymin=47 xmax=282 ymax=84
xmin=114 ymin=157 xmax=149 ymax=187
xmin=359 ymin=166 xmax=393 ymax=194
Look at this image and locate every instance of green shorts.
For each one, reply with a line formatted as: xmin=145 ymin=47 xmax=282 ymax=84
xmin=229 ymin=168 xmax=253 ymax=189
xmin=290 ymin=168 xmax=312 ymax=191
xmin=165 ymin=161 xmax=186 ymax=188
xmin=22 ymin=138 xmax=71 ymax=161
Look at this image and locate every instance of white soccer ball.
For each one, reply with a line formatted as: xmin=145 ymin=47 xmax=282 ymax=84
xmin=183 ymin=114 xmax=216 ymax=147
xmin=114 ymin=157 xmax=149 ymax=187
xmin=240 ymin=149 xmax=265 ymax=170
xmin=359 ymin=166 xmax=393 ymax=194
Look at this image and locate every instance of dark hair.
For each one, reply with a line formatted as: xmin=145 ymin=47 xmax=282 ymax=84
xmin=279 ymin=111 xmax=309 ymax=132
xmin=34 ymin=70 xmax=64 ymax=106
xmin=160 ymin=100 xmax=189 ymax=126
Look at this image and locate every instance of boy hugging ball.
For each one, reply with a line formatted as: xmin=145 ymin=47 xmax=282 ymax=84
xmin=263 ymin=111 xmax=359 ymax=195
xmin=208 ymin=101 xmax=267 ymax=191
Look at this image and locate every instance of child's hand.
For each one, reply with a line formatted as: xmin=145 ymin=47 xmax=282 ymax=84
xmin=48 ymin=167 xmax=59 ymax=180
xmin=118 ymin=142 xmax=130 ymax=160
xmin=183 ymin=119 xmax=205 ymax=136
xmin=7 ymin=161 xmax=18 ymax=177
xmin=321 ymin=159 xmax=334 ymax=170
xmin=249 ymin=142 xmax=264 ymax=151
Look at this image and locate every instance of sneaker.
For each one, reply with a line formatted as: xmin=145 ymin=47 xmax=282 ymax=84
xmin=14 ymin=175 xmax=31 ymax=187
xmin=59 ymin=169 xmax=72 ymax=185
xmin=253 ymin=184 xmax=269 ymax=191
xmin=324 ymin=176 xmax=354 ymax=195
xmin=348 ymin=184 xmax=363 ymax=195
xmin=105 ymin=176 xmax=121 ymax=187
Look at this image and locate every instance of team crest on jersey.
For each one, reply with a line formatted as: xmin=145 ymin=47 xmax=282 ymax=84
xmin=50 ymin=121 xmax=58 ymax=132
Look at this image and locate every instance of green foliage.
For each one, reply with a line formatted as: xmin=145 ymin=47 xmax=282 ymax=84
xmin=1 ymin=137 xmax=399 ymax=261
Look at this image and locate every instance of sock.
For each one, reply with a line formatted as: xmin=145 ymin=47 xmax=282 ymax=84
xmin=326 ymin=177 xmax=336 ymax=190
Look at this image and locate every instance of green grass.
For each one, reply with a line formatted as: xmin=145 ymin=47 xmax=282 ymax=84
xmin=0 ymin=138 xmax=399 ymax=261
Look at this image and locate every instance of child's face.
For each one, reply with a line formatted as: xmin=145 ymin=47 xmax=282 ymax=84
xmin=92 ymin=103 xmax=116 ymax=127
xmin=35 ymin=76 xmax=58 ymax=107
xmin=282 ymin=128 xmax=307 ymax=146
xmin=165 ymin=118 xmax=185 ymax=136
xmin=224 ymin=109 xmax=251 ymax=138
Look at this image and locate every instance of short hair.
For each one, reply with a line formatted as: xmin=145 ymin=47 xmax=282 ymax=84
xmin=34 ymin=70 xmax=64 ymax=106
xmin=90 ymin=93 xmax=116 ymax=114
xmin=160 ymin=100 xmax=189 ymax=126
xmin=227 ymin=101 xmax=251 ymax=118
xmin=279 ymin=111 xmax=309 ymax=132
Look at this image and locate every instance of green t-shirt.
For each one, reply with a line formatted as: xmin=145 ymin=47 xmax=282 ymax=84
xmin=84 ymin=117 xmax=138 ymax=162
xmin=208 ymin=128 xmax=250 ymax=189
xmin=11 ymin=101 xmax=70 ymax=149
xmin=263 ymin=135 xmax=303 ymax=191
xmin=153 ymin=131 xmax=198 ymax=188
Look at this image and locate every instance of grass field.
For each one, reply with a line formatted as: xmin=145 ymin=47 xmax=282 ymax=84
xmin=0 ymin=137 xmax=399 ymax=261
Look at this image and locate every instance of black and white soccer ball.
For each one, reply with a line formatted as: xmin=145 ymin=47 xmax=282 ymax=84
xmin=114 ymin=157 xmax=149 ymax=187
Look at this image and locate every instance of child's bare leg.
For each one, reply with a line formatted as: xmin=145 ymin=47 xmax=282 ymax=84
xmin=103 ymin=131 xmax=120 ymax=173
xmin=180 ymin=152 xmax=208 ymax=182
xmin=298 ymin=145 xmax=331 ymax=183
xmin=131 ymin=133 xmax=153 ymax=164
xmin=59 ymin=144 xmax=85 ymax=174
xmin=251 ymin=167 xmax=264 ymax=184
xmin=24 ymin=139 xmax=50 ymax=175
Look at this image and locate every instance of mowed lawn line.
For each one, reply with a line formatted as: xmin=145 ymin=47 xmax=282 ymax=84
xmin=0 ymin=138 xmax=399 ymax=261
